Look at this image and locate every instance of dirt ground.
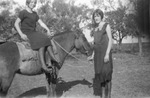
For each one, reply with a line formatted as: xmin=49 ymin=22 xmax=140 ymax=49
xmin=7 ymin=51 xmax=150 ymax=98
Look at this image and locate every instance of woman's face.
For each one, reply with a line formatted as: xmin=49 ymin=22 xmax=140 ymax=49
xmin=94 ymin=13 xmax=102 ymax=24
xmin=28 ymin=0 xmax=37 ymax=9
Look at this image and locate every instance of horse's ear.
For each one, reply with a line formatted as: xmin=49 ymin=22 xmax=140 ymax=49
xmin=75 ymin=38 xmax=80 ymax=48
xmin=74 ymin=31 xmax=80 ymax=39
xmin=74 ymin=29 xmax=82 ymax=39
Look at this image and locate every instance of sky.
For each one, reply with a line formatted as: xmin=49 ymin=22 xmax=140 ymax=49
xmin=14 ymin=0 xmax=26 ymax=5
xmin=74 ymin=0 xmax=93 ymax=8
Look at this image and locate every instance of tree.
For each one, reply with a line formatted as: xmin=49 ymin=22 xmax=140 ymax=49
xmin=37 ymin=0 xmax=91 ymax=34
xmin=128 ymin=0 xmax=149 ymax=55
xmin=0 ymin=0 xmax=21 ymax=41
xmin=105 ymin=0 xmax=131 ymax=50
xmin=106 ymin=8 xmax=127 ymax=45
xmin=91 ymin=0 xmax=104 ymax=9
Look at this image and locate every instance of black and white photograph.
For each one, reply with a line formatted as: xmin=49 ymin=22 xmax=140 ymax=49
xmin=0 ymin=0 xmax=149 ymax=98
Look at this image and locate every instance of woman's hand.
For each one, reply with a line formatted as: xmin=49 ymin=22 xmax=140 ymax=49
xmin=20 ymin=34 xmax=29 ymax=41
xmin=90 ymin=29 xmax=94 ymax=37
xmin=104 ymin=53 xmax=109 ymax=63
xmin=47 ymin=30 xmax=54 ymax=37
xmin=37 ymin=19 xmax=55 ymax=37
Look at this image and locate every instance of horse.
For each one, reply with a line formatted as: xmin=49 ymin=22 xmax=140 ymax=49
xmin=0 ymin=30 xmax=92 ymax=97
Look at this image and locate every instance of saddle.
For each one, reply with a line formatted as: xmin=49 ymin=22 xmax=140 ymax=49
xmin=16 ymin=42 xmax=38 ymax=62
xmin=16 ymin=41 xmax=58 ymax=62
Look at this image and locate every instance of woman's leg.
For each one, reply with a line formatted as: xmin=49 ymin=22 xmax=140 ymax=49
xmin=46 ymin=46 xmax=58 ymax=62
xmin=39 ymin=47 xmax=51 ymax=72
xmin=46 ymin=46 xmax=61 ymax=69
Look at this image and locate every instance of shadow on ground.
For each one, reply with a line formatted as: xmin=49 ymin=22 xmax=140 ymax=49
xmin=17 ymin=87 xmax=46 ymax=98
xmin=18 ymin=79 xmax=92 ymax=98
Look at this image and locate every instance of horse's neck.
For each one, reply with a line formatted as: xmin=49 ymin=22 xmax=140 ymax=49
xmin=54 ymin=33 xmax=75 ymax=64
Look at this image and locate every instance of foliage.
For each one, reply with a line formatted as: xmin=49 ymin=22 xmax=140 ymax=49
xmin=127 ymin=0 xmax=149 ymax=55
xmin=105 ymin=7 xmax=129 ymax=45
xmin=89 ymin=0 xmax=132 ymax=45
xmin=133 ymin=0 xmax=149 ymax=34
xmin=90 ymin=0 xmax=104 ymax=9
xmin=0 ymin=0 xmax=94 ymax=42
xmin=0 ymin=0 xmax=20 ymax=41
xmin=37 ymin=0 xmax=91 ymax=34
xmin=0 ymin=1 xmax=10 ymax=8
xmin=104 ymin=0 xmax=148 ymax=46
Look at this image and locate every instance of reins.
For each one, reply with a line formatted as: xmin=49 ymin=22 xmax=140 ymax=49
xmin=52 ymin=39 xmax=92 ymax=67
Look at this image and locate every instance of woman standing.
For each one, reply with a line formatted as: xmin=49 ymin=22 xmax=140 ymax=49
xmin=91 ymin=9 xmax=113 ymax=98
xmin=14 ymin=0 xmax=60 ymax=72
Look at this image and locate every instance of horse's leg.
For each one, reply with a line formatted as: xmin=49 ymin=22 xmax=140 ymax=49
xmin=45 ymin=75 xmax=53 ymax=97
xmin=45 ymin=66 xmax=58 ymax=98
xmin=47 ymin=46 xmax=61 ymax=69
xmin=104 ymin=81 xmax=112 ymax=98
xmin=0 ymin=73 xmax=15 ymax=97
xmin=45 ymin=74 xmax=57 ymax=97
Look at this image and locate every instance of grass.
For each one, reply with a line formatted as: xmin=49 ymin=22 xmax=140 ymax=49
xmin=8 ymin=42 xmax=150 ymax=98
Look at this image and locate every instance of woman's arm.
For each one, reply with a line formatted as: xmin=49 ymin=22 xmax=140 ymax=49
xmin=14 ymin=18 xmax=23 ymax=36
xmin=38 ymin=19 xmax=52 ymax=36
xmin=14 ymin=18 xmax=28 ymax=40
xmin=106 ymin=24 xmax=113 ymax=55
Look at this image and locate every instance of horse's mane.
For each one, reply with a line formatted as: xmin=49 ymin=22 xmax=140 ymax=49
xmin=53 ymin=30 xmax=74 ymax=37
xmin=52 ymin=30 xmax=76 ymax=43
xmin=0 ymin=41 xmax=7 ymax=45
xmin=53 ymin=28 xmax=82 ymax=38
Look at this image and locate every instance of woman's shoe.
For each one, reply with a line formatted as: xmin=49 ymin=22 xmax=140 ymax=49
xmin=51 ymin=60 xmax=61 ymax=69
xmin=42 ymin=65 xmax=52 ymax=73
xmin=87 ymin=56 xmax=93 ymax=61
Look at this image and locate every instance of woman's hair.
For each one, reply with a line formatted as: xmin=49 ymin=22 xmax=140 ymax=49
xmin=92 ymin=9 xmax=104 ymax=28
xmin=26 ymin=0 xmax=37 ymax=6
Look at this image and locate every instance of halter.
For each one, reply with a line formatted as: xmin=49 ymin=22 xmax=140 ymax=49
xmin=52 ymin=32 xmax=92 ymax=66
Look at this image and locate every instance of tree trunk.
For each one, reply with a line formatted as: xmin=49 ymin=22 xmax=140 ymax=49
xmin=138 ymin=34 xmax=143 ymax=56
xmin=144 ymin=0 xmax=149 ymax=34
xmin=118 ymin=39 xmax=122 ymax=51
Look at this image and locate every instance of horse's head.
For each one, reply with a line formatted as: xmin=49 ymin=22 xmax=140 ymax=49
xmin=74 ymin=30 xmax=92 ymax=56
